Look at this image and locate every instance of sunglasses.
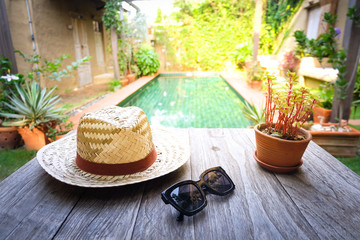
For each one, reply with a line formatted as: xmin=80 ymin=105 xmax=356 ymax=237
xmin=161 ymin=166 xmax=235 ymax=221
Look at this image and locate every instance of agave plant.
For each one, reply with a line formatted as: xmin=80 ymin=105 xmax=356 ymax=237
xmin=0 ymin=81 xmax=65 ymax=130
xmin=240 ymin=101 xmax=265 ymax=126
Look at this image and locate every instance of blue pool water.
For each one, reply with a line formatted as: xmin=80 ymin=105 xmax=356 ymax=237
xmin=118 ymin=74 xmax=250 ymax=128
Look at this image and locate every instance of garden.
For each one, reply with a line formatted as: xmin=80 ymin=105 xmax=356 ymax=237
xmin=1 ymin=0 xmax=360 ymax=181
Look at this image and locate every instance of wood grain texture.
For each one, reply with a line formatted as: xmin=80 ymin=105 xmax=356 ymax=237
xmin=131 ymin=161 xmax=195 ymax=239
xmin=53 ymin=184 xmax=145 ymax=239
xmin=1 ymin=129 xmax=360 ymax=239
xmin=189 ymin=129 xmax=317 ymax=240
xmin=0 ymin=159 xmax=83 ymax=240
xmin=245 ymin=129 xmax=360 ymax=239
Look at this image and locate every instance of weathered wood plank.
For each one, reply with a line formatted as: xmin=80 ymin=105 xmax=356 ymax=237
xmin=0 ymin=159 xmax=83 ymax=240
xmin=189 ymin=128 xmax=317 ymax=240
xmin=53 ymin=183 xmax=145 ymax=239
xmin=54 ymin=129 xmax=194 ymax=239
xmin=53 ymin=163 xmax=193 ymax=239
xmin=1 ymin=129 xmax=360 ymax=239
xmin=245 ymin=129 xmax=360 ymax=239
xmin=131 ymin=161 xmax=195 ymax=239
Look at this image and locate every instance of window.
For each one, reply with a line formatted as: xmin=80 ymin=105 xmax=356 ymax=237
xmin=93 ymin=21 xmax=102 ymax=32
xmin=306 ymin=6 xmax=321 ymax=39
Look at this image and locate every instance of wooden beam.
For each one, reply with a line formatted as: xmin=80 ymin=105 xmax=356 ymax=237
xmin=0 ymin=0 xmax=18 ymax=73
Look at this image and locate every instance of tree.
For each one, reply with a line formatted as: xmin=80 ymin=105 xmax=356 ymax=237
xmin=102 ymin=0 xmax=122 ymax=80
xmin=252 ymin=0 xmax=263 ymax=64
xmin=330 ymin=2 xmax=360 ymax=122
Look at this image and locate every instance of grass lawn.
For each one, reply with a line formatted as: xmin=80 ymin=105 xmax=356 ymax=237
xmin=338 ymin=157 xmax=360 ymax=175
xmin=0 ymin=148 xmax=36 ymax=181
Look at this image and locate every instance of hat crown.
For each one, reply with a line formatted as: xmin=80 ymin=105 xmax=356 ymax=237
xmin=77 ymin=106 xmax=153 ymax=164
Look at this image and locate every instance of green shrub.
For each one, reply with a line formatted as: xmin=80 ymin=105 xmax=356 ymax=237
xmin=232 ymin=42 xmax=252 ymax=69
xmin=108 ymin=79 xmax=122 ymax=92
xmin=135 ymin=46 xmax=160 ymax=76
xmin=0 ymin=56 xmax=26 ymax=116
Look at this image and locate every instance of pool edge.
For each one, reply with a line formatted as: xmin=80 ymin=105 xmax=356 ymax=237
xmin=68 ymin=72 xmax=265 ymax=129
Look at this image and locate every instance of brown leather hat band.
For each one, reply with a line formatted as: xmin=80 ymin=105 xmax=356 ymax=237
xmin=76 ymin=147 xmax=157 ymax=176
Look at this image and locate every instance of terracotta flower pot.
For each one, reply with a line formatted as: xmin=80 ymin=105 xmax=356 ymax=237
xmin=0 ymin=126 xmax=22 ymax=149
xmin=248 ymin=80 xmax=262 ymax=90
xmin=313 ymin=106 xmax=332 ymax=123
xmin=120 ymin=78 xmax=129 ymax=87
xmin=17 ymin=127 xmax=49 ymax=151
xmin=254 ymin=123 xmax=312 ymax=172
xmin=310 ymin=123 xmax=360 ymax=157
xmin=126 ymin=74 xmax=136 ymax=83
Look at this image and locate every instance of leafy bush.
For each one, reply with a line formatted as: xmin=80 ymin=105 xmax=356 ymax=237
xmin=15 ymin=50 xmax=90 ymax=82
xmin=135 ymin=46 xmax=160 ymax=76
xmin=232 ymin=42 xmax=252 ymax=69
xmin=246 ymin=63 xmax=265 ymax=82
xmin=294 ymin=13 xmax=340 ymax=62
xmin=0 ymin=56 xmax=25 ymax=117
xmin=313 ymin=83 xmax=334 ymax=109
xmin=108 ymin=79 xmax=122 ymax=92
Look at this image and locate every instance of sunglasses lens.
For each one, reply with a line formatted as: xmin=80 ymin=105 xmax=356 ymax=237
xmin=170 ymin=183 xmax=205 ymax=212
xmin=203 ymin=170 xmax=232 ymax=193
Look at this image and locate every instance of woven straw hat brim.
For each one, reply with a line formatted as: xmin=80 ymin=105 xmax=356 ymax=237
xmin=36 ymin=127 xmax=190 ymax=188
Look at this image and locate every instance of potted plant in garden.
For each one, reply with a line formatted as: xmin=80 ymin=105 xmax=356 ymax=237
xmin=254 ymin=72 xmax=317 ymax=173
xmin=0 ymin=81 xmax=65 ymax=150
xmin=0 ymin=56 xmax=24 ymax=149
xmin=46 ymin=117 xmax=74 ymax=142
xmin=312 ymin=82 xmax=334 ymax=123
xmin=279 ymin=50 xmax=300 ymax=76
xmin=245 ymin=62 xmax=265 ymax=90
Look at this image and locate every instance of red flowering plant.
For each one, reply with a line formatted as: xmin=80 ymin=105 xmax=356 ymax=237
xmin=261 ymin=71 xmax=317 ymax=140
xmin=279 ymin=50 xmax=300 ymax=73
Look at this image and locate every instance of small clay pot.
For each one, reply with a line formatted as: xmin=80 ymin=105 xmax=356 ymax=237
xmin=0 ymin=126 xmax=22 ymax=149
xmin=254 ymin=123 xmax=312 ymax=172
xmin=313 ymin=106 xmax=332 ymax=123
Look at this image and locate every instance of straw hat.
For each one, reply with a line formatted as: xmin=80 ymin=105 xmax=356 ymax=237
xmin=37 ymin=106 xmax=190 ymax=187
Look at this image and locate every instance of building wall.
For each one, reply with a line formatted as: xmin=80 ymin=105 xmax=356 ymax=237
xmin=275 ymin=0 xmax=349 ymax=58
xmin=5 ymin=0 xmax=34 ymax=74
xmin=5 ymin=0 xmax=112 ymax=93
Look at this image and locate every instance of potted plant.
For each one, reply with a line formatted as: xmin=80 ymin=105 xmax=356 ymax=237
xmin=279 ymin=50 xmax=300 ymax=76
xmin=254 ymin=72 xmax=317 ymax=173
xmin=0 ymin=56 xmax=24 ymax=149
xmin=46 ymin=117 xmax=74 ymax=142
xmin=245 ymin=62 xmax=265 ymax=90
xmin=0 ymin=81 xmax=65 ymax=150
xmin=312 ymin=82 xmax=334 ymax=123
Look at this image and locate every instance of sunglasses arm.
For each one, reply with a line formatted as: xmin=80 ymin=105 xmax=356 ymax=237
xmin=177 ymin=212 xmax=184 ymax=222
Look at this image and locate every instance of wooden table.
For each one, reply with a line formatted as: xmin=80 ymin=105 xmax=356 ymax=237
xmin=1 ymin=129 xmax=360 ymax=239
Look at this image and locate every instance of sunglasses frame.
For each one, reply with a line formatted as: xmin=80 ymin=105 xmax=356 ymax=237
xmin=161 ymin=166 xmax=235 ymax=220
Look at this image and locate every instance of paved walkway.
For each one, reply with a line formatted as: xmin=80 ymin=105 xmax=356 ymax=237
xmin=66 ymin=75 xmax=155 ymax=128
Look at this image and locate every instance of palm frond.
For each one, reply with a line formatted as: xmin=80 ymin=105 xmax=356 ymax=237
xmin=240 ymin=101 xmax=265 ymax=126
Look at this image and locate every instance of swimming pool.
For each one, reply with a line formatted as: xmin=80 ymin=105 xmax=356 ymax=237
xmin=118 ymin=74 xmax=250 ymax=128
